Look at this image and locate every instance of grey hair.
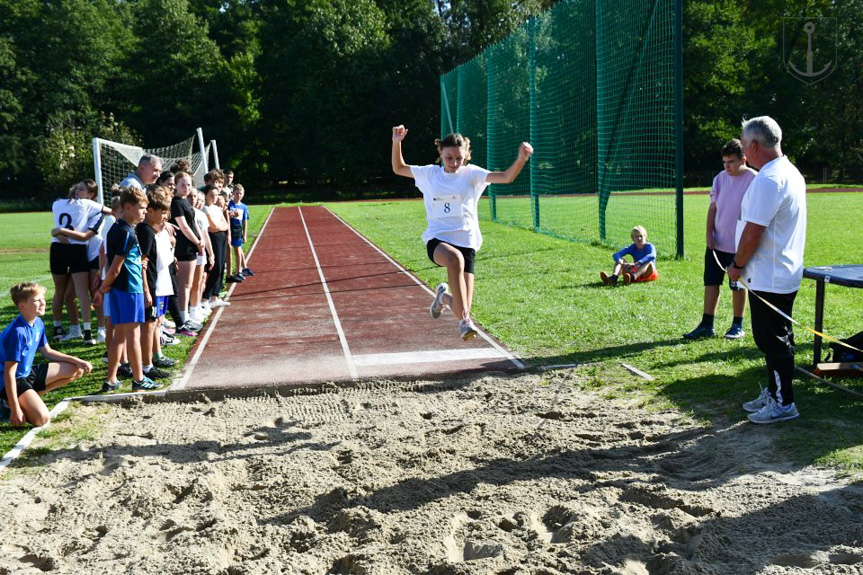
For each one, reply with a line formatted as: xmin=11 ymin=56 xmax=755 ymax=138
xmin=139 ymin=154 xmax=161 ymax=168
xmin=741 ymin=116 xmax=782 ymax=149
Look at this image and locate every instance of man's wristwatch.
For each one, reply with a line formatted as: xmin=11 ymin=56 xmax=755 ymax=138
xmin=731 ymin=260 xmax=744 ymax=269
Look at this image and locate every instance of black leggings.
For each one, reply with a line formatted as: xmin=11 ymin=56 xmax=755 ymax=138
xmin=749 ymin=290 xmax=797 ymax=405
xmin=204 ymin=231 xmax=228 ymax=299
xmin=167 ymin=263 xmax=183 ymax=326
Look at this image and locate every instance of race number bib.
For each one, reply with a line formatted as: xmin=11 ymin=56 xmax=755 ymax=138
xmin=431 ymin=195 xmax=462 ymax=219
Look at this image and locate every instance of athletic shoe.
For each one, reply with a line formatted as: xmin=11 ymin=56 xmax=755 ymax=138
xmin=226 ymin=274 xmax=244 ymax=283
xmin=176 ymin=326 xmax=198 ymax=337
xmin=683 ymin=324 xmax=716 ymax=340
xmin=161 ymin=325 xmax=176 ymax=336
xmin=742 ymin=386 xmax=770 ymax=413
xmin=600 ymin=271 xmax=613 ymax=285
xmin=161 ymin=333 xmax=181 ymax=346
xmin=58 ymin=327 xmax=83 ymax=342
xmin=747 ymin=398 xmax=800 ymax=424
xmin=82 ymin=329 xmax=96 ymax=346
xmin=242 ymin=268 xmax=255 ymax=277
xmin=0 ymin=398 xmax=10 ymax=423
xmin=163 ymin=319 xmax=176 ymax=329
xmin=153 ymin=355 xmax=177 ymax=368
xmin=117 ymin=363 xmax=133 ymax=379
xmin=143 ymin=366 xmax=170 ymax=380
xmin=188 ymin=314 xmax=205 ymax=326
xmin=185 ymin=319 xmax=203 ymax=331
xmin=460 ymin=318 xmax=479 ymax=341
xmin=429 ymin=282 xmax=449 ymax=319
xmin=209 ymin=298 xmax=230 ymax=308
xmin=53 ymin=326 xmax=66 ymax=339
xmin=132 ymin=376 xmax=162 ymax=392
xmin=101 ymin=380 xmax=121 ymax=393
xmin=724 ymin=324 xmax=745 ymax=340
xmin=96 ymin=328 xmax=106 ymax=344
xmin=622 ymin=273 xmax=632 ymax=285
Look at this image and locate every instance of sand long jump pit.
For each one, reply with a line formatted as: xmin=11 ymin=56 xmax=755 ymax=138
xmin=1 ymin=369 xmax=861 ymax=574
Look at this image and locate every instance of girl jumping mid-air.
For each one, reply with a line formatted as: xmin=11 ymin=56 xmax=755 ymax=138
xmin=392 ymin=125 xmax=533 ymax=340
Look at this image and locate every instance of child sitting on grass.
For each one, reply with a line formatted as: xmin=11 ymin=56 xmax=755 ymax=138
xmin=1 ymin=283 xmax=92 ymax=426
xmin=600 ymin=225 xmax=658 ymax=286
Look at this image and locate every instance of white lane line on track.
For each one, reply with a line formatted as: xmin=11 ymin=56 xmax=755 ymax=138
xmin=1 ymin=398 xmax=71 ymax=471
xmin=353 ymin=348 xmax=507 ymax=367
xmin=171 ymin=206 xmax=276 ymax=392
xmin=299 ymin=207 xmax=358 ymax=379
xmin=323 ymin=206 xmax=525 ymax=370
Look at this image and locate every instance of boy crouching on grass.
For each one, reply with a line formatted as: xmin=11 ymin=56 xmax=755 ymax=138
xmin=1 ymin=283 xmax=92 ymax=426
xmin=600 ymin=225 xmax=659 ymax=286
xmin=94 ymin=187 xmax=162 ymax=393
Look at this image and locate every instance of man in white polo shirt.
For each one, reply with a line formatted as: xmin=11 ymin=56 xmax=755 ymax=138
xmin=729 ymin=116 xmax=807 ymax=424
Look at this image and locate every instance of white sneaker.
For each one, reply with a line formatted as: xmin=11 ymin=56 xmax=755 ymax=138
xmin=58 ymin=326 xmax=83 ymax=342
xmin=96 ymin=328 xmax=106 ymax=344
xmin=430 ymin=282 xmax=449 ymax=319
xmin=163 ymin=319 xmax=176 ymax=329
xmin=742 ymin=386 xmax=770 ymax=413
xmin=460 ymin=318 xmax=478 ymax=341
xmin=209 ymin=298 xmax=230 ymax=308
xmin=747 ymin=398 xmax=800 ymax=424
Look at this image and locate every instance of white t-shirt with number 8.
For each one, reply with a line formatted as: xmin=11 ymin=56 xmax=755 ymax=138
xmin=410 ymin=164 xmax=491 ymax=250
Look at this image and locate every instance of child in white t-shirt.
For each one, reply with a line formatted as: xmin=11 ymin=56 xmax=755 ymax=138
xmin=391 ymin=125 xmax=533 ymax=340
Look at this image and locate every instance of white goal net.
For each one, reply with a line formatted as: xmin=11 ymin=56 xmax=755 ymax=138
xmin=92 ymin=128 xmax=218 ymax=204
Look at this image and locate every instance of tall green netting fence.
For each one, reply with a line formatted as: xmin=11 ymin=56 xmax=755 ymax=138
xmin=441 ymin=0 xmax=684 ymax=256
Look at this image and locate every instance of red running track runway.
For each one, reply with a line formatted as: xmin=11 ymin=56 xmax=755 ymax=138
xmin=172 ymin=206 xmax=522 ymax=392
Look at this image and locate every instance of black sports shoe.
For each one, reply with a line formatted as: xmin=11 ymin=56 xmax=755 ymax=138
xmin=101 ymin=380 xmax=121 ymax=393
xmin=144 ymin=366 xmax=170 ymax=380
xmin=683 ymin=324 xmax=716 ymax=340
xmin=82 ymin=329 xmax=96 ymax=345
xmin=117 ymin=363 xmax=133 ymax=379
xmin=153 ymin=355 xmax=177 ymax=368
xmin=241 ymin=267 xmax=255 ymax=277
xmin=53 ymin=326 xmax=66 ymax=339
xmin=132 ymin=376 xmax=162 ymax=392
xmin=226 ymin=274 xmax=242 ymax=283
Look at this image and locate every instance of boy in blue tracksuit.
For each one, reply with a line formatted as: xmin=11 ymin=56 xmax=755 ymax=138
xmin=600 ymin=225 xmax=659 ymax=286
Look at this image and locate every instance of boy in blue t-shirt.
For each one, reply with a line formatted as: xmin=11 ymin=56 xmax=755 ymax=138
xmin=600 ymin=225 xmax=659 ymax=286
xmin=94 ymin=188 xmax=161 ymax=393
xmin=227 ymin=184 xmax=254 ymax=282
xmin=1 ymin=283 xmax=92 ymax=426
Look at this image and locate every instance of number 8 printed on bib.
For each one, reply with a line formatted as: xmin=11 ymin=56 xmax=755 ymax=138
xmin=431 ymin=195 xmax=462 ymax=219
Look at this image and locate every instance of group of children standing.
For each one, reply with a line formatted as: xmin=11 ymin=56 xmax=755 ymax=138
xmin=1 ymin=162 xmax=254 ymax=426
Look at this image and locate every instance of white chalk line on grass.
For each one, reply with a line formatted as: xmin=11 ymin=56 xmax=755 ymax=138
xmin=299 ymin=207 xmax=358 ymax=379
xmin=171 ymin=206 xmax=276 ymax=392
xmin=323 ymin=205 xmax=525 ymax=370
xmin=0 ymin=398 xmax=71 ymax=471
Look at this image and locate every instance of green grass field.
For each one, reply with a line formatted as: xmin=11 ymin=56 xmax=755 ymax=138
xmin=2 ymin=194 xmax=862 ymax=475
xmin=328 ymin=192 xmax=863 ymax=475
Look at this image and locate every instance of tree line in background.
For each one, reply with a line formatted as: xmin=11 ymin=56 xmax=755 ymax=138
xmin=0 ymin=0 xmax=860 ymax=206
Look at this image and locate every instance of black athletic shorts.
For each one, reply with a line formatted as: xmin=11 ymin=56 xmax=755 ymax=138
xmin=704 ymin=247 xmax=743 ymax=291
xmin=426 ymin=238 xmax=476 ymax=275
xmin=88 ymin=256 xmax=99 ymax=271
xmin=175 ymin=235 xmax=199 ymax=262
xmin=50 ymin=242 xmax=89 ymax=275
xmin=11 ymin=364 xmax=49 ymax=396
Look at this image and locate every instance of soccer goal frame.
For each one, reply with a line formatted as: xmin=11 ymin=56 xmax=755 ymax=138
xmin=92 ymin=127 xmax=219 ymax=205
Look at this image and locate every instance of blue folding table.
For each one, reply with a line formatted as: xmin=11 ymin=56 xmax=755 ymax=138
xmin=802 ymin=265 xmax=863 ymax=367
